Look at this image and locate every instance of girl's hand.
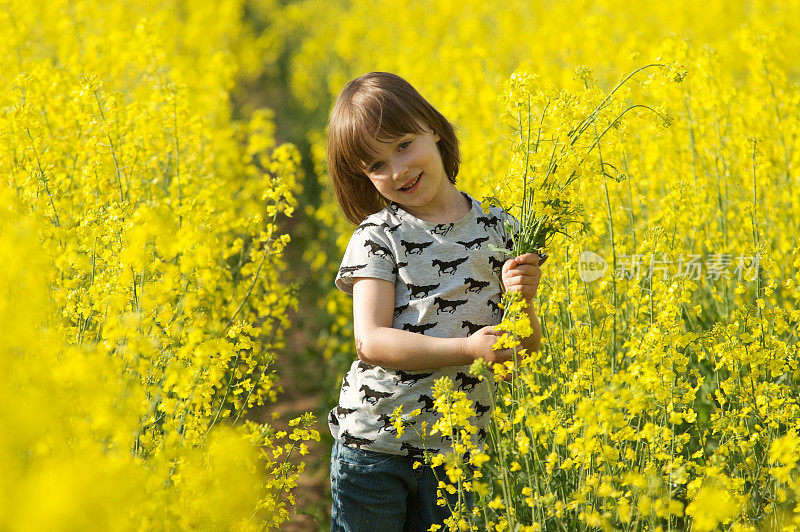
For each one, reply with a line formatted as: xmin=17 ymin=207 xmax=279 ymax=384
xmin=463 ymin=326 xmax=513 ymax=364
xmin=501 ymin=253 xmax=544 ymax=302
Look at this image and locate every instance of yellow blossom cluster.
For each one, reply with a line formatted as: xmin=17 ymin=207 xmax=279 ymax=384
xmin=0 ymin=0 xmax=316 ymax=529
xmin=269 ymin=0 xmax=800 ymax=528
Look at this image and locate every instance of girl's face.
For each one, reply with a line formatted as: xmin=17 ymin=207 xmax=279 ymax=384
xmin=362 ymin=122 xmax=451 ymax=216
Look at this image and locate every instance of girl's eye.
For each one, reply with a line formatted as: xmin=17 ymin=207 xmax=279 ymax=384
xmin=367 ymin=138 xmax=411 ymax=173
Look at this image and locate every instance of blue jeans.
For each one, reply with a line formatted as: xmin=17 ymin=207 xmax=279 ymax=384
xmin=330 ymin=440 xmax=472 ymax=531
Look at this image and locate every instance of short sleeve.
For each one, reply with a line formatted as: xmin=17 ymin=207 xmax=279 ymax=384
xmin=335 ymin=225 xmax=397 ymax=295
xmin=489 ymin=206 xmax=520 ymax=252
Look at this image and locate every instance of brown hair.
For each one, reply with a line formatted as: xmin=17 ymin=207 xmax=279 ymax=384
xmin=326 ymin=72 xmax=460 ymax=225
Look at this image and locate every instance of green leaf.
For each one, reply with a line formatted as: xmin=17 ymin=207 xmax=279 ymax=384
xmin=488 ymin=244 xmax=513 ymax=256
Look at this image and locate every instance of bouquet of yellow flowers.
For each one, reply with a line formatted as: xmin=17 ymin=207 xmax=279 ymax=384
xmin=489 ymin=65 xmax=675 ymax=262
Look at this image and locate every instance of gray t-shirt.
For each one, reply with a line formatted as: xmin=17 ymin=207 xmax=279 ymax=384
xmin=331 ymin=192 xmax=514 ymax=457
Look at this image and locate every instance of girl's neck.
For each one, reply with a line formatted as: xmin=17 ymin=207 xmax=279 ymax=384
xmin=398 ymin=183 xmax=470 ymax=224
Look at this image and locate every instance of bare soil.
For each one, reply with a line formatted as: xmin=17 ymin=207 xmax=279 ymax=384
xmin=262 ymin=387 xmax=331 ymax=531
xmin=255 ymin=320 xmax=335 ymax=531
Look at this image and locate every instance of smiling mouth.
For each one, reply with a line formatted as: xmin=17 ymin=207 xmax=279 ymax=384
xmin=399 ymin=173 xmax=421 ymax=191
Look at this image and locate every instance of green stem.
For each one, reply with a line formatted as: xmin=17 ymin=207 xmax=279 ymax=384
xmin=93 ymin=88 xmax=126 ymax=203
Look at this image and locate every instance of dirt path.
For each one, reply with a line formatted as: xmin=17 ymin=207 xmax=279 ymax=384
xmin=261 ymin=322 xmax=336 ymax=529
xmin=266 ymin=390 xmax=330 ymax=531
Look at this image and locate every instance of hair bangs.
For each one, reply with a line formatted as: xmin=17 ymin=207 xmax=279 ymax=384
xmin=345 ymin=95 xmax=428 ymax=172
xmin=368 ymin=96 xmax=427 ymax=143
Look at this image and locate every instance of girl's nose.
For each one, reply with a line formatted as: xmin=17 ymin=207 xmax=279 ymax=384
xmin=391 ymin=162 xmax=409 ymax=181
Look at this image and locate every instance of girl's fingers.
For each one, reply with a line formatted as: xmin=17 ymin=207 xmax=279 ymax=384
xmin=502 ymin=253 xmax=546 ymax=273
xmin=493 ymin=348 xmax=513 ymax=363
xmin=509 ymin=253 xmax=542 ymax=267
xmin=517 ymin=253 xmax=541 ymax=265
xmin=506 ymin=264 xmax=540 ymax=276
xmin=503 ymin=269 xmax=542 ymax=287
xmin=504 ymin=277 xmax=539 ymax=298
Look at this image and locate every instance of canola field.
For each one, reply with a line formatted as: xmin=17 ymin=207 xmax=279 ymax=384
xmin=1 ymin=0 xmax=799 ymax=530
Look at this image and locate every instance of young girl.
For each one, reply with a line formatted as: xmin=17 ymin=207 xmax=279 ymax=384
xmin=326 ymin=71 xmax=543 ymax=531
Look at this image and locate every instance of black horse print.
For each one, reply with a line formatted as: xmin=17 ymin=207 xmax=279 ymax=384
xmin=360 ymin=384 xmax=394 ymax=405
xmin=475 ymin=402 xmax=491 ymax=418
xmin=391 ymin=261 xmax=409 ymax=275
xmin=434 ymin=297 xmax=468 ymax=314
xmin=383 ymin=222 xmax=402 ymax=233
xmin=464 ymin=277 xmax=490 ymax=293
xmin=342 ymin=431 xmax=375 ymax=449
xmin=401 ymin=239 xmax=434 ymax=255
xmin=357 ymin=360 xmax=374 ymax=371
xmin=394 ymin=302 xmax=409 ymax=317
xmin=364 ymin=239 xmax=392 ymax=258
xmin=455 ymin=371 xmax=481 ymax=392
xmin=402 ymin=322 xmax=437 ymax=334
xmin=460 ymin=320 xmax=484 ymax=335
xmin=477 ymin=215 xmax=500 ymax=230
xmin=430 ymin=223 xmax=454 ymax=236
xmin=339 ymin=264 xmax=367 ymax=275
xmin=377 ymin=414 xmax=397 ymax=433
xmin=418 ymin=394 xmax=435 ymax=412
xmin=341 ymin=372 xmax=350 ymax=390
xmin=477 ymin=428 xmax=487 ymax=441
xmin=400 ymin=442 xmax=425 ymax=459
xmin=489 ymin=255 xmax=505 ymax=271
xmin=328 ymin=410 xmax=339 ymax=426
xmin=395 ymin=369 xmax=434 ymax=385
xmin=335 ymin=405 xmax=357 ymax=418
xmin=431 ymin=256 xmax=468 ymax=276
xmin=355 ymin=222 xmax=381 ymax=233
xmin=407 ymin=282 xmax=439 ymax=298
xmin=456 ymin=236 xmax=489 ymax=250
xmin=487 ymin=299 xmax=501 ymax=315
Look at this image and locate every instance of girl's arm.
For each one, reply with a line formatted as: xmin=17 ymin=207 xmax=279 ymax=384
xmin=520 ymin=304 xmax=542 ymax=353
xmin=352 ymin=277 xmax=513 ymax=370
xmin=501 ymin=253 xmax=544 ymax=353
